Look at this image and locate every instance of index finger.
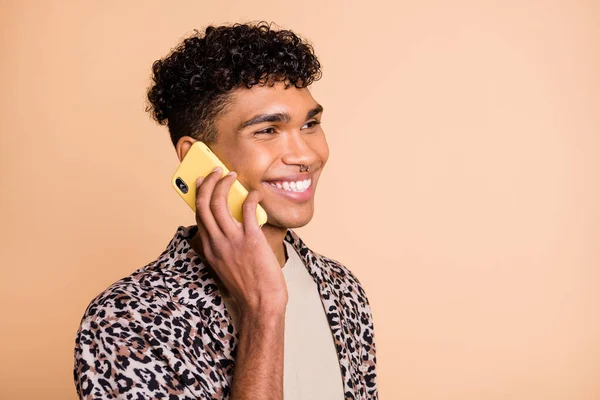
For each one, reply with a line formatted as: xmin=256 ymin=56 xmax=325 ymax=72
xmin=210 ymin=171 xmax=242 ymax=235
xmin=242 ymin=189 xmax=263 ymax=234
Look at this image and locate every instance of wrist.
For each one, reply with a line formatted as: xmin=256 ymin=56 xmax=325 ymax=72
xmin=239 ymin=296 xmax=287 ymax=321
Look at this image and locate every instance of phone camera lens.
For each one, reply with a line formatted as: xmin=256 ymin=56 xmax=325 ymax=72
xmin=175 ymin=178 xmax=188 ymax=194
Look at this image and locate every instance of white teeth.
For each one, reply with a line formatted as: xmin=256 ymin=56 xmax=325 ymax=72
xmin=269 ymin=179 xmax=312 ymax=193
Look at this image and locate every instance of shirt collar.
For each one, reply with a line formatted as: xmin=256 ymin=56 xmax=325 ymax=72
xmin=158 ymin=225 xmax=330 ymax=310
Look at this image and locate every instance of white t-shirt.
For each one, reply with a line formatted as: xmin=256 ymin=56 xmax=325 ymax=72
xmin=221 ymin=240 xmax=344 ymax=399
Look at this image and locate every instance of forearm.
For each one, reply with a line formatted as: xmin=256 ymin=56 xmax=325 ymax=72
xmin=229 ymin=309 xmax=286 ymax=400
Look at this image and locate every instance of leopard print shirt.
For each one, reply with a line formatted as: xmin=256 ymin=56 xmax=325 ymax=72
xmin=74 ymin=226 xmax=378 ymax=399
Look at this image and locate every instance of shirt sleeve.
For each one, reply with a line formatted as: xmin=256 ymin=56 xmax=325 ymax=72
xmin=74 ymin=314 xmax=206 ymax=400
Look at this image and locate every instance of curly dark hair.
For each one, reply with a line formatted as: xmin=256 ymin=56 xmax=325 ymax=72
xmin=146 ymin=22 xmax=322 ymax=146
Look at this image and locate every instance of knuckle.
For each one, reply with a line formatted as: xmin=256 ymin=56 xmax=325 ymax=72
xmin=209 ymin=199 xmax=224 ymax=211
xmin=209 ymin=237 xmax=227 ymax=257
xmin=245 ymin=233 xmax=261 ymax=247
xmin=230 ymin=231 xmax=244 ymax=245
xmin=242 ymin=198 xmax=255 ymax=211
xmin=195 ymin=195 xmax=207 ymax=210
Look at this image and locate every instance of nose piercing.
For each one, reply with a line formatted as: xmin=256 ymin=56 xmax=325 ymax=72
xmin=299 ymin=164 xmax=311 ymax=172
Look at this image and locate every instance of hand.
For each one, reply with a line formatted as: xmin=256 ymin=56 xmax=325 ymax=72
xmin=193 ymin=167 xmax=288 ymax=315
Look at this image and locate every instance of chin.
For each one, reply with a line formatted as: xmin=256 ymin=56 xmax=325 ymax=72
xmin=266 ymin=213 xmax=313 ymax=230
xmin=283 ymin=219 xmax=312 ymax=229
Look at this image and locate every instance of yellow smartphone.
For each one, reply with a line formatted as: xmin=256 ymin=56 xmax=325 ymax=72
xmin=172 ymin=141 xmax=268 ymax=227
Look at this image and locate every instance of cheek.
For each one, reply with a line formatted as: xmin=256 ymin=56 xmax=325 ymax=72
xmin=232 ymin=151 xmax=274 ymax=185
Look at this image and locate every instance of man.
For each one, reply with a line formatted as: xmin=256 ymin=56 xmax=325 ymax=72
xmin=74 ymin=22 xmax=377 ymax=400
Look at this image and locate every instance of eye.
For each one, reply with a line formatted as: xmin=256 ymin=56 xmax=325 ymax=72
xmin=254 ymin=127 xmax=277 ymax=135
xmin=302 ymin=120 xmax=321 ymax=130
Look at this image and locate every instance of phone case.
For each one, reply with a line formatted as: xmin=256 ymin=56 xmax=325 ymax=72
xmin=171 ymin=141 xmax=268 ymax=227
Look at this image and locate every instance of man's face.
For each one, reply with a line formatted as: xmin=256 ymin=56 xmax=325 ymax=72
xmin=208 ymin=82 xmax=329 ymax=229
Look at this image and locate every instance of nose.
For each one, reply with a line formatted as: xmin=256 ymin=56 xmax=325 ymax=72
xmin=280 ymin=131 xmax=319 ymax=169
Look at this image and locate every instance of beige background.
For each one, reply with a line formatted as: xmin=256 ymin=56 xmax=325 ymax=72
xmin=1 ymin=0 xmax=599 ymax=399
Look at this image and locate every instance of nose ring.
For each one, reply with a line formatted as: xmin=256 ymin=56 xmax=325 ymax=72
xmin=299 ymin=165 xmax=311 ymax=172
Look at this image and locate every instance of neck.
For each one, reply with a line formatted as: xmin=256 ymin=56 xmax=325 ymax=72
xmin=261 ymin=224 xmax=289 ymax=267
xmin=189 ymin=223 xmax=289 ymax=268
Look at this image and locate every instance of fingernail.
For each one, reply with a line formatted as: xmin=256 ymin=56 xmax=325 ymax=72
xmin=227 ymin=171 xmax=236 ymax=176
xmin=212 ymin=166 xmax=222 ymax=173
xmin=196 ymin=176 xmax=204 ymax=188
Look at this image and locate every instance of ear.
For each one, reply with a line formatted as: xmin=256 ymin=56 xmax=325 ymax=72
xmin=175 ymin=136 xmax=198 ymax=162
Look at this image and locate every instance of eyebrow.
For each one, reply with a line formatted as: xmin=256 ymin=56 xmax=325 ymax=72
xmin=237 ymin=104 xmax=324 ymax=131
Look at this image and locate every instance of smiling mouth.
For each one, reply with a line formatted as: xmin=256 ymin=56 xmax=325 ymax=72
xmin=267 ymin=178 xmax=312 ymax=193
xmin=262 ymin=177 xmax=315 ymax=202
